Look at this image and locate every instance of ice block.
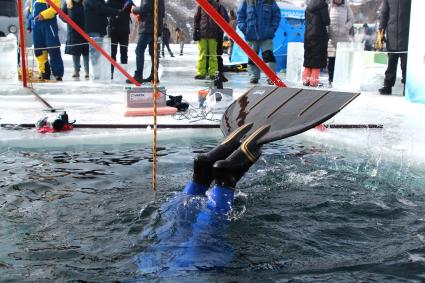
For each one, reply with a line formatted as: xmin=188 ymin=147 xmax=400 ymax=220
xmin=0 ymin=34 xmax=18 ymax=81
xmin=89 ymin=37 xmax=111 ymax=81
xmin=333 ymin=42 xmax=363 ymax=91
xmin=286 ymin=42 xmax=304 ymax=84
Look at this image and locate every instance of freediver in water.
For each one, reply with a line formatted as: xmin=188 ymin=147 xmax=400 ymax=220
xmin=136 ymin=123 xmax=269 ymax=273
xmin=183 ymin=122 xmax=269 ymax=213
xmin=136 ymin=85 xmax=361 ymax=275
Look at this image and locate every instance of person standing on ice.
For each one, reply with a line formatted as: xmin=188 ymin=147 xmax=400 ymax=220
xmin=215 ymin=0 xmax=230 ymax=83
xmin=127 ymin=0 xmax=165 ymax=84
xmin=362 ymin=23 xmax=374 ymax=52
xmin=106 ymin=0 xmax=133 ymax=79
xmin=193 ymin=0 xmax=226 ymax=80
xmin=82 ymin=0 xmax=125 ymax=79
xmin=61 ymin=0 xmax=90 ymax=79
xmin=228 ymin=9 xmax=237 ymax=61
xmin=161 ymin=23 xmax=174 ymax=58
xmin=175 ymin=27 xmax=185 ymax=56
xmin=327 ymin=0 xmax=353 ymax=87
xmin=302 ymin=0 xmax=330 ymax=87
xmin=378 ymin=0 xmax=411 ymax=95
xmin=237 ymin=0 xmax=281 ymax=85
xmin=27 ymin=0 xmax=64 ymax=81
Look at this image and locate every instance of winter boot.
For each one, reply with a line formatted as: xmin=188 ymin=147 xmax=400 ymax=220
xmin=250 ymin=78 xmax=259 ymax=84
xmin=72 ymin=70 xmax=80 ymax=78
xmin=194 ymin=74 xmax=206 ymax=80
xmin=379 ymin=86 xmax=392 ymax=95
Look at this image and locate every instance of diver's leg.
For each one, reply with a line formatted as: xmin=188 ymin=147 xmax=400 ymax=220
xmin=184 ymin=123 xmax=253 ymax=196
xmin=208 ymin=124 xmax=270 ymax=214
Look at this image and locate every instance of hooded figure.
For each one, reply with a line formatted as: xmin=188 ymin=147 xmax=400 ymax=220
xmin=302 ymin=0 xmax=330 ymax=86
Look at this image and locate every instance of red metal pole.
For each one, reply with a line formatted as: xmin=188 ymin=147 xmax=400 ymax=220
xmin=44 ymin=0 xmax=141 ymax=86
xmin=195 ymin=0 xmax=286 ymax=87
xmin=17 ymin=0 xmax=28 ymax=87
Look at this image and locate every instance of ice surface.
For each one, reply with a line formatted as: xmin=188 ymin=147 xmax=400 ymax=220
xmin=286 ymin=42 xmax=304 ymax=83
xmin=0 ymin=44 xmax=424 ymax=169
xmin=0 ymin=34 xmax=18 ymax=82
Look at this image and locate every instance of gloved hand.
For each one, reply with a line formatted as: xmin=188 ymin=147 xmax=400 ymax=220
xmin=34 ymin=14 xmax=44 ymax=21
xmin=191 ymin=123 xmax=253 ymax=188
xmin=212 ymin=125 xmax=270 ymax=188
xmin=375 ymin=29 xmax=385 ymax=51
xmin=193 ymin=29 xmax=201 ymax=41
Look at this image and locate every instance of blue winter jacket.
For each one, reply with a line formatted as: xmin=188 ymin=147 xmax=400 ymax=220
xmin=237 ymin=0 xmax=281 ymax=41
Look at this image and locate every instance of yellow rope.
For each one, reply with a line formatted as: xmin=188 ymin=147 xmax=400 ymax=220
xmin=152 ymin=0 xmax=159 ymax=192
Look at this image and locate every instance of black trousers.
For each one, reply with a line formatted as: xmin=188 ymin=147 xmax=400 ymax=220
xmin=384 ymin=51 xmax=408 ymax=87
xmin=162 ymin=40 xmax=173 ymax=56
xmin=327 ymin=56 xmax=336 ymax=83
xmin=217 ymin=38 xmax=224 ymax=74
xmin=111 ymin=32 xmax=129 ymax=73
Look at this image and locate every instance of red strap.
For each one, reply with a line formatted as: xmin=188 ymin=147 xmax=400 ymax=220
xmin=37 ymin=124 xmax=74 ymax=134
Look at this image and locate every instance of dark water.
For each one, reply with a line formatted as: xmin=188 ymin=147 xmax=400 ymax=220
xmin=0 ymin=137 xmax=425 ymax=282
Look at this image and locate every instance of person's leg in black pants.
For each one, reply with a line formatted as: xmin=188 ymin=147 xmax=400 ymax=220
xmin=145 ymin=38 xmax=160 ymax=82
xmin=119 ymin=33 xmax=129 ymax=65
xmin=400 ymin=52 xmax=408 ymax=84
xmin=161 ymin=42 xmax=165 ymax=57
xmin=110 ymin=34 xmax=119 ymax=79
xmin=380 ymin=51 xmax=400 ymax=95
xmin=327 ymin=57 xmax=335 ymax=85
xmin=165 ymin=40 xmax=174 ymax=57
xmin=384 ymin=52 xmax=400 ymax=87
xmin=216 ymin=38 xmax=227 ymax=82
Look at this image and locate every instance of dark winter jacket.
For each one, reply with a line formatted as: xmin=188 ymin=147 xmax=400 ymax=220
xmin=237 ymin=0 xmax=281 ymax=41
xmin=61 ymin=0 xmax=89 ymax=56
xmin=193 ymin=0 xmax=227 ymax=40
xmin=133 ymin=0 xmax=165 ymax=36
xmin=379 ymin=0 xmax=411 ymax=51
xmin=216 ymin=3 xmax=230 ymax=40
xmin=106 ymin=0 xmax=132 ymax=36
xmin=303 ymin=0 xmax=330 ymax=68
xmin=162 ymin=27 xmax=171 ymax=43
xmin=83 ymin=0 xmax=119 ymax=36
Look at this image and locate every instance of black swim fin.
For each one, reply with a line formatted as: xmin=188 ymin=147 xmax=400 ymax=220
xmin=221 ymin=86 xmax=360 ymax=145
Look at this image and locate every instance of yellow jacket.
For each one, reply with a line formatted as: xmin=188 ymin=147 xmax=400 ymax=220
xmin=29 ymin=0 xmax=62 ymax=20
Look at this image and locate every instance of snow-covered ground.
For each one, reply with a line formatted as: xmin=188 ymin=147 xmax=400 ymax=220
xmin=0 ymin=44 xmax=424 ymax=168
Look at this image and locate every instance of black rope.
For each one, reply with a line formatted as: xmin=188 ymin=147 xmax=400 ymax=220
xmin=0 ymin=123 xmax=383 ymax=129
